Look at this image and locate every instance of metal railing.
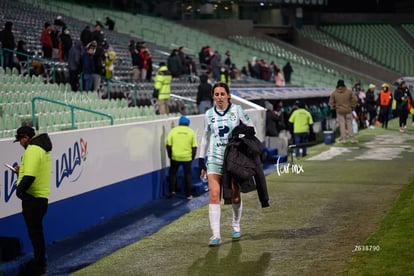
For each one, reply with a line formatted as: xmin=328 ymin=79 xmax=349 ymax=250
xmin=0 ymin=48 xmax=58 ymax=83
xmin=102 ymin=78 xmax=139 ymax=106
xmin=31 ymin=96 xmax=114 ymax=130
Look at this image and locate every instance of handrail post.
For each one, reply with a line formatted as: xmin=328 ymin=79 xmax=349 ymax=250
xmin=106 ymin=79 xmax=111 ymax=100
xmin=71 ymin=107 xmax=75 ymax=129
xmin=31 ymin=98 xmax=37 ymax=128
xmin=26 ymin=56 xmax=31 ymax=75
xmin=133 ymin=84 xmax=137 ymax=106
xmin=53 ymin=63 xmax=56 ymax=83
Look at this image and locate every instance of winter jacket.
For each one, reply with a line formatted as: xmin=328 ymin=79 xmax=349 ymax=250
xmin=154 ymin=65 xmax=172 ymax=100
xmin=68 ymin=40 xmax=82 ymax=71
xmin=17 ymin=133 xmax=52 ymax=200
xmin=222 ymin=124 xmax=269 ymax=208
xmin=394 ymin=86 xmax=413 ymax=112
xmin=329 ymin=86 xmax=357 ymax=115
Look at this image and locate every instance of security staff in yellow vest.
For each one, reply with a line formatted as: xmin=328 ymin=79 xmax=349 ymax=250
xmin=154 ymin=62 xmax=172 ymax=115
xmin=13 ymin=126 xmax=52 ymax=275
xmin=220 ymin=66 xmax=231 ymax=87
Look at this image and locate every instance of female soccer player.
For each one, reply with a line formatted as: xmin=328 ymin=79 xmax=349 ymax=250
xmin=198 ymin=82 xmax=255 ymax=246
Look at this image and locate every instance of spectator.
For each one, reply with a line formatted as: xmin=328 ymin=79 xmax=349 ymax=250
xmin=220 ymin=66 xmax=231 ymax=87
xmin=91 ymin=23 xmax=104 ymax=46
xmin=288 ymin=101 xmax=314 ymax=159
xmin=0 ymin=21 xmax=16 ymax=70
xmin=210 ymin=50 xmax=221 ymax=81
xmin=183 ymin=55 xmax=197 ymax=77
xmin=80 ymin=25 xmax=92 ymax=47
xmin=92 ymin=41 xmax=105 ymax=92
xmin=394 ymin=79 xmax=413 ymax=132
xmin=196 ymin=74 xmax=213 ymax=114
xmin=365 ymin=84 xmax=377 ymax=128
xmin=82 ymin=42 xmax=96 ymax=92
xmin=250 ymin=57 xmax=260 ymax=79
xmin=265 ymin=101 xmax=279 ymax=137
xmin=54 ymin=15 xmax=66 ymax=32
xmin=329 ymin=79 xmax=358 ymax=144
xmin=224 ymin=50 xmax=233 ymax=72
xmin=59 ymin=27 xmax=72 ymax=62
xmin=167 ymin=49 xmax=182 ymax=78
xmin=153 ymin=62 xmax=172 ymax=115
xmin=198 ymin=46 xmax=211 ymax=69
xmin=178 ymin=46 xmax=186 ymax=73
xmin=104 ymin=42 xmax=116 ymax=79
xmin=352 ymin=81 xmax=365 ymax=129
xmin=274 ymin=64 xmax=285 ymax=86
xmin=275 ymin=100 xmax=288 ymax=132
xmin=231 ymin=63 xmax=241 ymax=80
xmin=282 ymin=62 xmax=293 ymax=84
xmin=166 ymin=115 xmax=198 ymax=199
xmin=67 ymin=40 xmax=83 ymax=92
xmin=378 ymin=83 xmax=393 ymax=129
xmin=105 ymin=17 xmax=115 ymax=31
xmin=258 ymin=59 xmax=269 ymax=81
xmin=49 ymin=25 xmax=60 ymax=60
xmin=130 ymin=41 xmax=141 ymax=82
xmin=140 ymin=48 xmax=152 ymax=81
xmin=40 ymin=22 xmax=53 ymax=59
xmin=145 ymin=51 xmax=153 ymax=83
xmin=13 ymin=126 xmax=52 ymax=276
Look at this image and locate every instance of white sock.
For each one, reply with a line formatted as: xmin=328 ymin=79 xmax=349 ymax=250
xmin=209 ymin=204 xmax=221 ymax=238
xmin=232 ymin=200 xmax=242 ymax=231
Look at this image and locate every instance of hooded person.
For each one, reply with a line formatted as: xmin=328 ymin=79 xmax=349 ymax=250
xmin=13 ymin=126 xmax=52 ymax=275
xmin=329 ymin=79 xmax=358 ymax=144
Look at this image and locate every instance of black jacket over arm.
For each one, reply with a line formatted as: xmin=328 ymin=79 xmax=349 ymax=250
xmin=222 ymin=124 xmax=270 ymax=208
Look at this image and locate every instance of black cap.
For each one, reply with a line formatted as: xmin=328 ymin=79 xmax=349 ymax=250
xmin=14 ymin=126 xmax=35 ymax=142
xmin=336 ymin=79 xmax=345 ymax=88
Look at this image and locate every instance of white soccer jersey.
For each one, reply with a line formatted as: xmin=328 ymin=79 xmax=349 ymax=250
xmin=199 ymin=103 xmax=253 ymax=165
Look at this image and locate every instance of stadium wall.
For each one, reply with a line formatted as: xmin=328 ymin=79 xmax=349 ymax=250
xmin=0 ymin=101 xmax=265 ymax=254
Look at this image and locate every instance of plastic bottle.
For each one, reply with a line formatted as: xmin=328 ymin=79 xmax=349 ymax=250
xmin=200 ymin=171 xmax=208 ymax=191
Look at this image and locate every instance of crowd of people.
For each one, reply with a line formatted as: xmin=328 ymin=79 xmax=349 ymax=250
xmin=0 ymin=16 xmax=118 ymax=92
xmin=197 ymin=45 xmax=294 ymax=87
xmin=351 ymin=79 xmax=414 ymax=133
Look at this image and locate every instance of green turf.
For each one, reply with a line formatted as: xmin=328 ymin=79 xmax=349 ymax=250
xmin=72 ymin=119 xmax=414 ymax=275
xmin=341 ymin=178 xmax=414 ymax=276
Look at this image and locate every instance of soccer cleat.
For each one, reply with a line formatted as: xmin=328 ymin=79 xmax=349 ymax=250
xmin=232 ymin=228 xmax=241 ymax=239
xmin=208 ymin=236 xmax=221 ymax=247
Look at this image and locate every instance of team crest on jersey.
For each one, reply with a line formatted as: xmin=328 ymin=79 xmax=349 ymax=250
xmin=230 ymin=112 xmax=237 ymax=121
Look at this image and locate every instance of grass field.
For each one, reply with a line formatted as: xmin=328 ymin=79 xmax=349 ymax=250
xmin=72 ymin=119 xmax=414 ymax=276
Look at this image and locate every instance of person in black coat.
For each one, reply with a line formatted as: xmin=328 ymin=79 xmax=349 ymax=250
xmin=105 ymin=17 xmax=115 ymax=31
xmin=0 ymin=21 xmax=16 ymax=69
xmin=394 ymin=79 xmax=413 ymax=132
xmin=196 ymin=74 xmax=213 ymax=114
xmin=80 ymin=26 xmax=92 ymax=47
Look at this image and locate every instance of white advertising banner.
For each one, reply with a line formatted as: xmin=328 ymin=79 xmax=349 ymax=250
xmin=0 ymin=107 xmax=265 ymax=219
